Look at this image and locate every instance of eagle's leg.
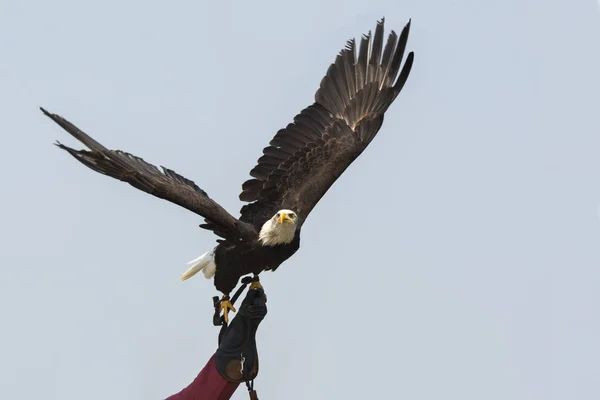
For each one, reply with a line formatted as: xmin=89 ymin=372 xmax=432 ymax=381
xmin=219 ymin=294 xmax=236 ymax=324
xmin=249 ymin=273 xmax=263 ymax=290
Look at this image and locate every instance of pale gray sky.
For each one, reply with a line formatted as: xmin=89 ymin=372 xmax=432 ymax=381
xmin=2 ymin=0 xmax=600 ymax=399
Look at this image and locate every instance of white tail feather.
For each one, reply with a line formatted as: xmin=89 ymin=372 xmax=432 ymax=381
xmin=181 ymin=250 xmax=216 ymax=281
xmin=202 ymin=260 xmax=216 ymax=279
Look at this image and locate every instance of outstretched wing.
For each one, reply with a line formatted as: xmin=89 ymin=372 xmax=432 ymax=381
xmin=41 ymin=108 xmax=257 ymax=243
xmin=239 ymin=18 xmax=414 ymax=226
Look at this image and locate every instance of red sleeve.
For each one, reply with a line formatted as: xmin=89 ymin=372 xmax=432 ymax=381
xmin=166 ymin=354 xmax=240 ymax=400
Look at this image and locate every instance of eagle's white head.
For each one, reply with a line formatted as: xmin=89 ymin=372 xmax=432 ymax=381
xmin=258 ymin=209 xmax=299 ymax=246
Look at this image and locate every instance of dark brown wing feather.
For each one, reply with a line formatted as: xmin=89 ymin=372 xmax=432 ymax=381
xmin=41 ymin=108 xmax=257 ymax=243
xmin=239 ymin=18 xmax=414 ymax=226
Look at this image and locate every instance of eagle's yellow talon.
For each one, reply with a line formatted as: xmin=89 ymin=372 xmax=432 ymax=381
xmin=249 ymin=281 xmax=263 ymax=290
xmin=220 ymin=299 xmax=236 ymax=324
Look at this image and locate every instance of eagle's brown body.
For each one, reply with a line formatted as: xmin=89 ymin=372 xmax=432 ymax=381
xmin=214 ymin=234 xmax=301 ymax=294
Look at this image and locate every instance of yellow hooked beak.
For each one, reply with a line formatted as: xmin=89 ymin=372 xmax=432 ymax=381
xmin=278 ymin=212 xmax=294 ymax=224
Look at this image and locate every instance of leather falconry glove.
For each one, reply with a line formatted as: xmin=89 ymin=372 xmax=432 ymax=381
xmin=215 ymin=287 xmax=267 ymax=383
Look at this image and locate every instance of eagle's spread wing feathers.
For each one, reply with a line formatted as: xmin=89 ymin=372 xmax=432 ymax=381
xmin=239 ymin=19 xmax=414 ymax=225
xmin=41 ymin=108 xmax=257 ymax=243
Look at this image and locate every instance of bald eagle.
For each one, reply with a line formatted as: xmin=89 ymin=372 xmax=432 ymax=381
xmin=41 ymin=18 xmax=414 ymax=323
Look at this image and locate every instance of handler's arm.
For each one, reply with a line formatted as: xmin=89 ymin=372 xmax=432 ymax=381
xmin=165 ymin=354 xmax=239 ymax=400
